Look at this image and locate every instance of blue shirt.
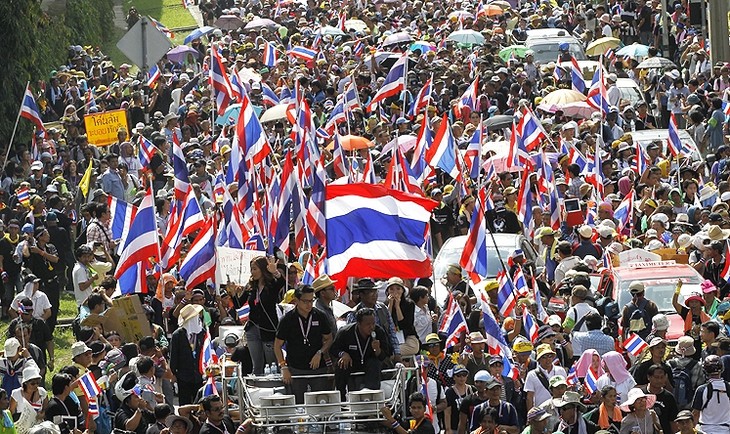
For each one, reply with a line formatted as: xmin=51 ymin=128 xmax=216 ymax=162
xmin=100 ymin=169 xmax=125 ymax=200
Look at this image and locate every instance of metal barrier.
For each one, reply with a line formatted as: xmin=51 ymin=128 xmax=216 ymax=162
xmin=228 ymin=365 xmax=416 ymax=432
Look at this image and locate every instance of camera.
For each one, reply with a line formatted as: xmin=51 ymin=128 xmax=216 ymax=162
xmin=53 ymin=416 xmax=77 ymax=434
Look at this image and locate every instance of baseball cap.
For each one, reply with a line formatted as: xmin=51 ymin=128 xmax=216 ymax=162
xmin=4 ymin=338 xmax=20 ymax=358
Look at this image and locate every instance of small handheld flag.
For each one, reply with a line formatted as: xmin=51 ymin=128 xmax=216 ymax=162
xmin=237 ymin=303 xmax=250 ymax=322
xmin=623 ymin=332 xmax=648 ymax=357
xmin=78 ymin=371 xmax=102 ymax=398
xmin=584 ymin=368 xmax=599 ymax=394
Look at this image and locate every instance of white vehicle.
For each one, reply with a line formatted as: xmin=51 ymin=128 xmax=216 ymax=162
xmin=630 ymin=129 xmax=703 ymax=162
xmin=432 ymin=234 xmax=538 ymax=306
xmin=615 ymin=78 xmax=647 ymax=107
xmin=522 ymin=30 xmax=586 ymax=65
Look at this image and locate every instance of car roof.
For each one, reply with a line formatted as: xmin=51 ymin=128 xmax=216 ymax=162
xmin=612 ymin=263 xmax=699 ymax=280
xmin=615 ymin=78 xmax=639 ymax=87
xmin=525 ymin=29 xmax=573 ymax=39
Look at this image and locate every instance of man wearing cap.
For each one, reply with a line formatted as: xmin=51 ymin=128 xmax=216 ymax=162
xmin=468 ymin=373 xmax=519 ymax=434
xmin=346 ymin=278 xmax=401 ymax=362
xmin=573 ymin=225 xmax=604 ymax=259
xmin=0 ymin=337 xmax=38 ymax=396
xmin=620 ymin=281 xmax=660 ymax=340
xmin=486 ymin=355 xmax=517 ymax=406
xmin=537 ymin=375 xmax=569 ymax=431
xmin=275 ymin=285 xmax=333 ymax=403
xmin=313 ymin=274 xmax=338 ymax=334
xmin=524 ymin=343 xmax=567 ymax=410
xmin=445 ymin=264 xmax=475 ymax=305
xmin=458 ymin=370 xmax=493 ymax=434
xmin=562 ymin=285 xmax=599 ymax=334
xmin=114 ymin=372 xmax=155 ymax=434
xmin=673 ymin=409 xmax=697 ymax=434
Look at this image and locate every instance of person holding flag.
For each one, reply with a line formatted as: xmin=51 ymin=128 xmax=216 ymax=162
xmin=524 ymin=344 xmax=567 ymax=410
xmin=381 ymin=392 xmax=435 ymax=434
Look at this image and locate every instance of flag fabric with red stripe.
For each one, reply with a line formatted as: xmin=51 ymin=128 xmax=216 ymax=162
xmin=199 ymin=329 xmax=218 ymax=374
xmin=721 ymin=241 xmax=730 ymax=282
xmin=496 ymin=271 xmax=517 ymax=317
xmin=237 ymin=303 xmax=250 ymax=322
xmin=438 ymin=293 xmax=469 ymax=348
xmin=20 ymin=85 xmax=46 ymax=134
xmin=114 ymin=186 xmax=159 ymax=286
xmin=78 ymin=371 xmax=102 ymax=398
xmin=288 ymin=45 xmax=318 ymax=62
xmin=585 ymin=368 xmax=599 ymax=394
xmin=210 ymin=46 xmax=234 ymax=115
xmin=623 ymin=332 xmax=649 ymax=357
xmin=367 ymin=54 xmax=408 ymax=111
xmin=262 ymin=41 xmax=278 ymax=68
xmin=523 ymin=310 xmax=539 ymax=343
xmin=459 ymin=191 xmax=487 ymax=283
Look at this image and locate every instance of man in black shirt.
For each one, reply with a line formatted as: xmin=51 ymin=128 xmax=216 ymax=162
xmin=0 ymin=219 xmax=22 ymax=319
xmin=275 ymin=285 xmax=333 ymax=403
xmin=331 ymin=307 xmax=391 ymax=399
xmin=198 ymin=395 xmax=236 ymax=434
xmin=114 ymin=372 xmax=155 ymax=434
xmin=45 ymin=373 xmax=82 ymax=429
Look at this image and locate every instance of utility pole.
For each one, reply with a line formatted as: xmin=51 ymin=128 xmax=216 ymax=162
xmin=707 ymin=0 xmax=730 ymax=65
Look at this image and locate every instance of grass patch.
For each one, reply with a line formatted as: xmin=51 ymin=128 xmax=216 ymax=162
xmin=124 ymin=0 xmax=197 ymax=30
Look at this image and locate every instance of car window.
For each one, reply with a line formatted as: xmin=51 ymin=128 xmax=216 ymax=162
xmin=434 ymin=245 xmax=513 ymax=279
xmin=529 ymin=43 xmax=586 ymax=63
xmin=618 ymin=86 xmax=643 ymax=105
xmin=617 ymin=275 xmax=703 ymax=311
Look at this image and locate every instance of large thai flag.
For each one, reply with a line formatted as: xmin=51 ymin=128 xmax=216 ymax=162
xmin=460 ymin=190 xmax=487 ymax=283
xmin=260 ymin=82 xmax=280 ymax=107
xmin=367 ymin=54 xmax=408 ymax=111
xmin=138 ymin=136 xmax=159 ymax=169
xmin=426 ymin=114 xmax=461 ymax=179
xmin=523 ymin=311 xmax=539 ymax=343
xmin=288 ymin=45 xmax=318 ymax=62
xmin=198 ymin=329 xmax=218 ymax=374
xmin=146 ymin=64 xmax=161 ymax=88
xmin=172 ymin=140 xmax=190 ymax=201
xmin=210 ymin=45 xmax=233 ymax=115
xmin=623 ymin=332 xmax=649 ymax=357
xmin=217 ymin=187 xmax=246 ymax=249
xmin=586 ymin=58 xmax=610 ymax=114
xmin=326 ymin=184 xmax=437 ymax=283
xmin=262 ymin=41 xmax=278 ymax=68
xmin=114 ymin=186 xmax=159 ymax=285
xmin=456 ymin=77 xmax=479 ymax=117
xmin=570 ymin=56 xmax=586 ymax=94
xmin=613 ymin=189 xmax=634 ymax=233
xmin=439 ymin=293 xmax=468 ymax=348
xmin=496 ymin=271 xmax=517 ymax=317
xmin=179 ymin=217 xmax=217 ymax=289
xmin=331 ymin=133 xmax=349 ymax=178
xmin=20 ymin=85 xmax=45 ymax=134
xmin=107 ymin=196 xmax=137 ymax=243
xmin=234 ymin=86 xmax=271 ymax=166
xmin=272 ymin=151 xmax=300 ymax=257
xmin=465 ymin=121 xmax=482 ymax=179
xmin=667 ymin=113 xmax=683 ymax=157
xmin=408 ymin=78 xmax=433 ymax=118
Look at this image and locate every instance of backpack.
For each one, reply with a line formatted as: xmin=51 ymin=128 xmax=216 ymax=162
xmin=625 ymin=298 xmax=653 ymax=339
xmin=699 ymin=381 xmax=730 ymax=411
xmin=671 ymin=359 xmax=697 ymax=408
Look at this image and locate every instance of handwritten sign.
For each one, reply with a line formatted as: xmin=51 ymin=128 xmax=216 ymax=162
xmin=83 ymin=109 xmax=128 ymax=146
xmin=618 ymin=248 xmax=661 ymax=265
xmin=215 ymin=247 xmax=267 ymax=285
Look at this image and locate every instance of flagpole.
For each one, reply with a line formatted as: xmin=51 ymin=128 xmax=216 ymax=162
xmin=2 ymin=81 xmax=29 ymax=176
xmin=210 ymin=43 xmax=217 ymax=140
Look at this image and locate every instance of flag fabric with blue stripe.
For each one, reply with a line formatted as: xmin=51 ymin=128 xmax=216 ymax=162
xmin=586 ymin=58 xmax=610 ymax=114
xmin=146 ymin=65 xmax=161 ymax=87
xmin=613 ymin=189 xmax=634 ymax=233
xmin=237 ymin=303 xmax=250 ymax=322
xmin=367 ymin=54 xmax=408 ymax=111
xmin=199 ymin=329 xmax=218 ymax=374
xmin=570 ymin=56 xmax=586 ymax=93
xmin=425 ymin=114 xmax=461 ymax=179
xmin=107 ymin=196 xmax=137 ymax=241
xmin=585 ymin=368 xmax=599 ymax=393
xmin=114 ymin=187 xmax=159 ymax=290
xmin=623 ymin=332 xmax=648 ymax=356
xmin=260 ymin=82 xmax=280 ymax=107
xmin=288 ymin=45 xmax=318 ymax=62
xmin=438 ymin=294 xmax=469 ymax=348
xmin=79 ymin=371 xmax=102 ymax=398
xmin=20 ymin=85 xmax=46 ymax=133
xmin=523 ymin=311 xmax=539 ymax=343
xmin=459 ymin=189 xmax=487 ymax=283
xmin=262 ymin=41 xmax=278 ymax=67
xmin=202 ymin=375 xmax=218 ymax=397
xmin=496 ymin=271 xmax=516 ymax=317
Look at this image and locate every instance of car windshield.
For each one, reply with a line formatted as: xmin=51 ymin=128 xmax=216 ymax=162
xmin=434 ymin=245 xmax=513 ymax=280
xmin=617 ymin=275 xmax=703 ymax=311
xmin=618 ymin=86 xmax=643 ymax=105
xmin=530 ymin=43 xmax=586 ymax=63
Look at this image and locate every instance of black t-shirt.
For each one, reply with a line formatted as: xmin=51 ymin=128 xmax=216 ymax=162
xmin=0 ymin=236 xmax=20 ymax=277
xmin=114 ymin=404 xmax=155 ymax=434
xmin=445 ymin=386 xmax=474 ymax=430
xmin=227 ymin=346 xmax=253 ymax=376
xmin=639 ymin=385 xmax=678 ymax=434
xmin=199 ymin=417 xmax=236 ymax=434
xmin=459 ymin=393 xmax=488 ymax=428
xmin=396 ymin=417 xmax=434 ymax=434
xmin=45 ymin=396 xmax=82 ymax=429
xmin=276 ymin=307 xmax=332 ymax=370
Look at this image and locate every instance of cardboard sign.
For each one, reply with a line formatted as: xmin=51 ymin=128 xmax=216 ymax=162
xmin=215 ymin=247 xmax=266 ymax=285
xmin=618 ymin=248 xmax=661 ymax=265
xmin=82 ymin=296 xmax=151 ymax=343
xmin=83 ymin=109 xmax=128 ymax=146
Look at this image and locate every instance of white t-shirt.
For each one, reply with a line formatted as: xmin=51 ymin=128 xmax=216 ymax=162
xmin=595 ymin=375 xmax=636 ymax=405
xmin=72 ymin=262 xmax=93 ymax=306
xmin=524 ymin=365 xmax=567 ymax=408
xmin=692 ymin=378 xmax=730 ymax=434
xmin=11 ymin=386 xmax=47 ymax=414
xmin=11 ymin=291 xmax=51 ymax=321
xmin=565 ymin=303 xmax=599 ymax=332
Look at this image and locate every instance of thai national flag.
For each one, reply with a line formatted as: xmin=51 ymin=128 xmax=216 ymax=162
xmin=305 ymin=157 xmax=327 ymax=248
xmin=438 ymin=293 xmax=469 ymax=348
xmin=20 ymin=85 xmax=45 ymax=134
xmin=325 ymin=183 xmax=438 ymax=283
xmin=324 ymin=100 xmax=346 ymax=133
xmin=408 ymin=78 xmax=433 ymax=118
xmin=160 ymin=188 xmax=205 ymax=270
xmin=210 ymin=45 xmax=234 ymax=115
xmin=87 ymin=397 xmax=99 ymax=417
xmin=107 ymin=196 xmax=137 ymax=242
xmin=523 ymin=311 xmax=539 ymax=343
xmin=179 ymin=217 xmax=217 ymax=289
xmin=635 ymin=141 xmax=649 ymax=175
xmin=667 ymin=113 xmax=683 ymax=157
xmin=566 ymin=365 xmax=579 ymax=386
xmin=513 ymin=266 xmax=530 ymax=297
xmin=585 ymin=368 xmax=599 ymax=394
xmin=237 ymin=303 xmax=250 ymax=322
xmin=465 ymin=121 xmax=482 ymax=179
xmin=172 ymin=141 xmax=190 ymax=201
xmin=570 ymin=56 xmax=586 ymax=93
xmin=198 ymin=329 xmax=219 ymax=374
xmin=262 ymin=41 xmax=278 ymax=68
xmin=516 ymin=168 xmax=534 ymax=238
xmin=534 ymin=282 xmax=550 ymax=322
xmin=233 ymin=86 xmax=272 ymax=166
xmin=496 ymin=271 xmax=517 ymax=317
xmin=623 ymin=332 xmax=649 ymax=356
xmin=288 ymin=45 xmax=318 ymax=62
xmin=260 ymin=82 xmax=280 ymax=107
xmin=411 ymin=115 xmax=432 ymax=181
xmin=353 ymin=40 xmax=365 ymax=58
xmin=202 ymin=376 xmax=217 ymax=397
xmin=459 ymin=189 xmax=487 ymax=283
xmin=418 ymin=359 xmax=434 ymax=421
xmin=139 ymin=136 xmax=158 ymax=169
xmin=146 ymin=65 xmax=161 ymax=88
xmin=114 ymin=186 xmax=160 ymax=290
xmin=507 ymin=122 xmax=529 ymax=169
xmin=331 ymin=133 xmax=349 ymax=178
xmin=149 ymin=16 xmax=174 ymax=38
xmin=426 ymin=114 xmax=461 ymax=180
xmin=78 ymin=371 xmax=102 ymax=398
xmin=367 ymin=53 xmax=408 ymax=111
xmin=456 ymin=77 xmax=479 ymax=117
xmin=586 ymin=58 xmax=610 ymax=114
xmin=16 ymin=187 xmax=30 ymax=207
xmin=519 ymin=107 xmax=547 ymax=152
xmin=342 ymin=81 xmax=362 ymax=112
xmin=613 ymin=189 xmax=634 ymax=233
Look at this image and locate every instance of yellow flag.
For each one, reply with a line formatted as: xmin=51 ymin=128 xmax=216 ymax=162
xmin=79 ymin=159 xmax=93 ymax=198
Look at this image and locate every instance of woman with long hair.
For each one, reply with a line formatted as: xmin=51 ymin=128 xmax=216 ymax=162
xmin=243 ymin=255 xmax=284 ymax=374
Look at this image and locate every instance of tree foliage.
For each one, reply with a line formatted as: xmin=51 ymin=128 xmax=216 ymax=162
xmin=0 ymin=0 xmax=114 ymax=150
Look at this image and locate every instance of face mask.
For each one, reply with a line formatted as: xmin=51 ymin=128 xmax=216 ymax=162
xmin=185 ymin=316 xmax=203 ymax=335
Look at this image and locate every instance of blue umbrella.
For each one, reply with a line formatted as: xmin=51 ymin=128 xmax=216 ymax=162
xmin=215 ymin=103 xmax=263 ymax=126
xmin=616 ymin=43 xmax=650 ymax=59
xmin=184 ymin=26 xmax=215 ymax=44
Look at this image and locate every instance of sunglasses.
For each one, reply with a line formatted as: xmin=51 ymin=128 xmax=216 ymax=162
xmin=27 ymin=381 xmax=40 ymax=386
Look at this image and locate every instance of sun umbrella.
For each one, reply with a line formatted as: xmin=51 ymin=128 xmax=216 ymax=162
xmin=364 ymin=52 xmax=417 ymax=70
xmin=344 ymin=19 xmax=368 ymax=32
xmin=410 ymin=41 xmax=435 ymax=53
xmin=488 ymin=0 xmax=512 ymax=9
xmin=541 ymin=89 xmax=587 ymax=105
xmin=380 ymin=135 xmax=417 ymax=154
xmin=484 ymin=115 xmax=514 ymax=131
xmin=243 ymin=17 xmax=277 ymax=30
xmin=537 ymin=101 xmax=593 ymax=118
xmin=480 ymin=4 xmax=505 ymax=16
xmin=259 ymin=103 xmax=294 ymax=123
xmin=636 ymin=57 xmax=677 ymax=69
xmin=448 ymin=10 xmax=474 ymax=20
xmin=214 ymin=15 xmax=244 ymax=31
xmin=383 ymin=32 xmax=414 ymax=46
xmin=315 ymin=25 xmax=346 ymax=36
xmin=184 ymin=26 xmax=215 ymax=44
xmin=339 ymin=135 xmax=375 ymax=151
xmin=616 ymin=43 xmax=650 ymax=58
xmin=446 ymin=29 xmax=485 ymax=46
xmin=166 ymin=45 xmax=200 ymax=63
xmin=498 ymin=45 xmax=529 ymax=62
xmin=585 ymin=37 xmax=621 ymax=56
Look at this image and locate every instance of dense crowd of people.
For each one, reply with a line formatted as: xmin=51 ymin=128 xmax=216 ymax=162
xmin=3 ymin=0 xmax=730 ymax=433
